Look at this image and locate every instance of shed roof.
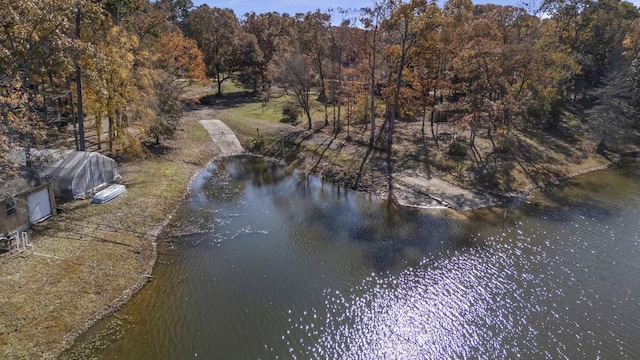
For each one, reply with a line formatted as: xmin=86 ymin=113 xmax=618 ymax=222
xmin=1 ymin=148 xmax=69 ymax=200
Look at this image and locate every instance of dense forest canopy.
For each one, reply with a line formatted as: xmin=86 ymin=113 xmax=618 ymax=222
xmin=1 ymin=0 xmax=639 ymax=173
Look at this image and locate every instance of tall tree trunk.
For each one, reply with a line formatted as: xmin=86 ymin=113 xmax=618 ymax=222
xmin=364 ymin=92 xmax=369 ymax=129
xmin=306 ymin=110 xmax=312 ymax=130
xmin=216 ymin=75 xmax=223 ymax=97
xmin=430 ymin=110 xmax=438 ymax=148
xmin=369 ymin=59 xmax=376 ymax=148
xmin=488 ymin=125 xmax=496 ymax=151
xmin=95 ymin=113 xmax=102 ymax=150
xmin=332 ymin=103 xmax=337 ymax=132
xmin=42 ymin=84 xmax=48 ymax=124
xmin=336 ymin=63 xmax=342 ymax=134
xmin=347 ymin=99 xmax=351 ymax=139
xmin=336 ymin=103 xmax=342 ymax=134
xmin=324 ymin=102 xmax=329 ymax=127
xmin=421 ymin=102 xmax=427 ymax=136
xmin=68 ymin=89 xmax=79 ymax=150
xmin=368 ymin=20 xmax=379 ymax=149
xmin=387 ymin=17 xmax=410 ymax=200
xmin=75 ymin=4 xmax=86 ymax=151
xmin=108 ymin=116 xmax=114 ymax=154
xmin=317 ymin=57 xmax=327 ymax=103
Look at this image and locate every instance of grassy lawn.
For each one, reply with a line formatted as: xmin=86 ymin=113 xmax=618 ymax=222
xmin=0 ymin=118 xmax=216 ymax=359
xmin=215 ymin=86 xmax=328 ymax=142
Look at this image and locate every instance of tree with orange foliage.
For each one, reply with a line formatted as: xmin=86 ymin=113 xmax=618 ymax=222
xmin=382 ymin=0 xmax=432 ymax=198
xmin=155 ymin=32 xmax=206 ymax=81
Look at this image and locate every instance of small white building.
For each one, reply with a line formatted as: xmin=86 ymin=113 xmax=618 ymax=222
xmin=0 ymin=173 xmax=56 ymax=235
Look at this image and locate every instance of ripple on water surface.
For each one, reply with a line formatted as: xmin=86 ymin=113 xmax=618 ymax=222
xmin=279 ymin=236 xmax=568 ymax=359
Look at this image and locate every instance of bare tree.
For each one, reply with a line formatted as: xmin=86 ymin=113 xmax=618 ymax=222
xmin=360 ymin=1 xmax=390 ymax=148
xmin=277 ymin=52 xmax=318 ymax=130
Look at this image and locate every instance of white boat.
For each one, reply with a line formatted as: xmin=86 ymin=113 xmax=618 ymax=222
xmin=92 ymin=184 xmax=126 ymax=204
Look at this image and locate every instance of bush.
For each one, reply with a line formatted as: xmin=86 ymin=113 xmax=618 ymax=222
xmin=432 ymin=155 xmax=469 ymax=183
xmin=281 ymin=104 xmax=301 ymax=124
xmin=249 ymin=136 xmax=265 ymax=152
xmin=495 ymin=126 xmax=513 ymax=153
xmin=448 ymin=137 xmax=468 ymax=157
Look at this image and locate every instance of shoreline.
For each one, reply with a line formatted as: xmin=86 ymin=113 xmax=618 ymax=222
xmin=0 ymin=116 xmax=217 ymax=359
xmin=57 ymin=154 xmax=227 ymax=357
xmin=54 ymin=119 xmax=244 ymax=358
xmin=53 ymin=216 xmax=162 ymax=359
xmin=1 ymin=103 xmax=630 ymax=358
xmin=58 ymin=134 xmax=626 ymax=357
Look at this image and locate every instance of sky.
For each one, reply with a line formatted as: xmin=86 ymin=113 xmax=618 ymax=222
xmin=192 ymin=0 xmax=374 ymax=16
xmin=192 ymin=0 xmax=640 ymax=18
xmin=192 ymin=0 xmax=529 ymax=17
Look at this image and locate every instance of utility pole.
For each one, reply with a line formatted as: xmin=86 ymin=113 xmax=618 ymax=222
xmin=75 ymin=3 xmax=86 ymax=151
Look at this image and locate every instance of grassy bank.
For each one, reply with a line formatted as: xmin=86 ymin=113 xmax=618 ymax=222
xmin=0 ymin=118 xmax=216 ymax=359
xmin=217 ymin=85 xmax=636 ymax=195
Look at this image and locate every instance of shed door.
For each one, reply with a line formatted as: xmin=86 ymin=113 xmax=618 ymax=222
xmin=27 ymin=188 xmax=52 ymax=223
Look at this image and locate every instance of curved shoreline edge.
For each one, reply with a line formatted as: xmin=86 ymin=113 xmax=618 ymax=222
xmin=50 ymin=121 xmax=628 ymax=358
xmin=54 ymin=219 xmax=161 ymax=358
xmin=51 ymin=165 xmax=206 ymax=359
xmin=52 ymin=120 xmax=242 ymax=358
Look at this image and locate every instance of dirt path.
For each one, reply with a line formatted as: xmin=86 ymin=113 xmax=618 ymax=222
xmin=199 ymin=120 xmax=245 ymax=156
xmin=394 ymin=171 xmax=504 ymax=210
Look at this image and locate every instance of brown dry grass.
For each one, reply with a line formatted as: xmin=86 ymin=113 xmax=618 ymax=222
xmin=0 ymin=113 xmax=216 ymax=359
xmin=212 ymin=80 xmax=639 ymax=198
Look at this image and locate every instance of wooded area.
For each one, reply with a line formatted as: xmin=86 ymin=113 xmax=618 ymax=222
xmin=2 ymin=0 xmax=639 ymax=176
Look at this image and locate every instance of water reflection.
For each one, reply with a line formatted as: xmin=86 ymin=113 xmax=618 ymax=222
xmin=285 ymin=241 xmax=562 ymax=359
xmin=64 ymin=156 xmax=640 ymax=359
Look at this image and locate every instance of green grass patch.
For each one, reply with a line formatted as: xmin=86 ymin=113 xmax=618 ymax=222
xmin=219 ymin=80 xmax=249 ymax=94
xmin=226 ymin=93 xmax=289 ymax=123
xmin=224 ymin=92 xmax=327 ymax=125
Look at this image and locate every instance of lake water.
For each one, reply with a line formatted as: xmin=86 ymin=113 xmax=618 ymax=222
xmin=64 ymin=155 xmax=640 ymax=359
